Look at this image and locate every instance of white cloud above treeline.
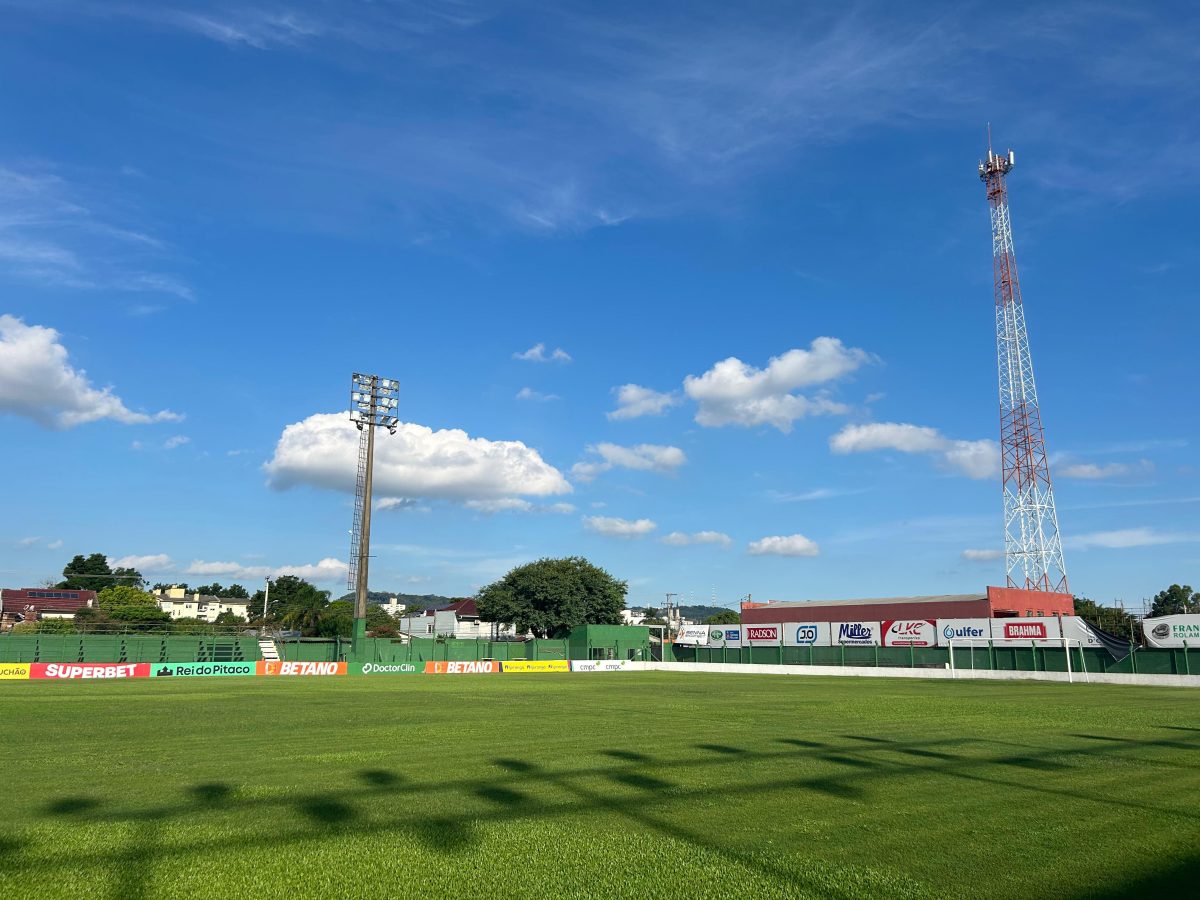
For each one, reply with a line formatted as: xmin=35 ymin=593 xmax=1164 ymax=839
xmin=607 ymin=384 xmax=680 ymax=420
xmin=264 ymin=413 xmax=570 ymax=503
xmin=662 ymin=530 xmax=732 ymax=548
xmin=583 ymin=516 xmax=657 ymax=538
xmin=830 ymin=421 xmax=999 ymax=479
xmin=0 ymin=315 xmax=182 ymax=429
xmin=572 ymin=442 xmax=687 ymax=481
xmin=747 ymin=534 xmax=820 ymax=557
xmin=513 ymin=342 xmax=571 ymax=363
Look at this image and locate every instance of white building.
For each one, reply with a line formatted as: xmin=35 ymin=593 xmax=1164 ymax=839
xmin=153 ymin=586 xmax=252 ymax=623
xmin=393 ymin=599 xmax=522 ymax=640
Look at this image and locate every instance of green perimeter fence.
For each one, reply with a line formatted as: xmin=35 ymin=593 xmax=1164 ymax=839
xmin=0 ymin=633 xmax=1195 ymax=676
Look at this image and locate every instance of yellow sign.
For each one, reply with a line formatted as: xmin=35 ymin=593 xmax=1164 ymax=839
xmin=501 ymin=659 xmax=569 ymax=673
xmin=0 ymin=663 xmax=31 ymax=680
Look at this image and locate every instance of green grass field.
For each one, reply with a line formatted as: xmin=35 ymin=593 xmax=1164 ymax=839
xmin=1 ymin=673 xmax=1197 ymax=899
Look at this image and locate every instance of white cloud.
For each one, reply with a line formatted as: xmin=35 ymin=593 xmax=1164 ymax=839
xmin=747 ymin=534 xmax=820 ymax=557
xmin=0 ymin=315 xmax=183 ymax=429
xmin=571 ymin=442 xmax=687 ymax=482
xmin=583 ymin=516 xmax=657 ymax=538
xmin=607 ymin=384 xmax=681 ymax=420
xmin=164 ymin=435 xmax=190 ymax=449
xmin=1066 ymin=528 xmax=1200 ymax=550
xmin=683 ymin=337 xmax=871 ymax=431
xmin=16 ymin=536 xmax=41 ymax=548
xmin=46 ymin=539 xmax=63 ymax=550
xmin=547 ymin=502 xmax=577 ymax=514
xmin=516 ymin=387 xmax=559 ymax=402
xmin=830 ymin=422 xmax=1000 ymax=480
xmin=767 ymin=487 xmax=868 ymax=502
xmin=465 ymin=498 xmax=534 ymax=514
xmin=513 ymin=342 xmax=571 ymax=363
xmin=1057 ymin=459 xmax=1154 ymax=480
xmin=661 ymin=530 xmax=732 ymax=548
xmin=184 ymin=557 xmax=349 ymax=583
xmin=264 ymin=413 xmax=571 ymax=503
xmin=961 ymin=548 xmax=1003 ymax=562
xmin=109 ymin=553 xmax=174 ymax=572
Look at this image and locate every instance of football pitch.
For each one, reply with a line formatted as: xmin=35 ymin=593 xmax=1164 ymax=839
xmin=1 ymin=673 xmax=1197 ymax=899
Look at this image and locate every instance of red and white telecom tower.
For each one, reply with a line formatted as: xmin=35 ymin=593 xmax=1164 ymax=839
xmin=979 ymin=142 xmax=1068 ymax=592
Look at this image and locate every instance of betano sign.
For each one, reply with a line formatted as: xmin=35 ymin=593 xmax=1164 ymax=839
xmin=258 ymin=661 xmax=347 ymax=676
xmin=424 ymin=660 xmax=501 ymax=674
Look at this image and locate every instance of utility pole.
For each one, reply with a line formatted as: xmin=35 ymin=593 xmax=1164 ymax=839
xmin=347 ymin=373 xmax=400 ymax=658
xmin=979 ymin=139 xmax=1068 ymax=592
xmin=262 ymin=577 xmax=271 ymax=625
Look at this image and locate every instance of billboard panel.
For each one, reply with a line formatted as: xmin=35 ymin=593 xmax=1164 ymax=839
xmin=1058 ymin=616 xmax=1106 ymax=649
xmin=355 ymin=662 xmax=421 ymax=675
xmin=501 ymin=660 xmax=569 ymax=673
xmin=570 ymin=660 xmax=630 ymax=672
xmin=782 ymin=622 xmax=833 ymax=647
xmin=936 ymin=619 xmax=991 ymax=646
xmin=29 ymin=663 xmax=150 ymax=679
xmin=424 ymin=660 xmax=501 ymax=674
xmin=743 ymin=624 xmax=781 ymax=646
xmin=674 ymin=624 xmax=710 ymax=645
xmin=881 ymin=620 xmax=936 ymax=647
xmin=1142 ymin=615 xmax=1200 ymax=649
xmin=990 ymin=617 xmax=1063 ymax=646
xmin=151 ymin=662 xmax=256 ymax=678
xmin=0 ymin=663 xmax=30 ymax=680
xmin=832 ymin=622 xmax=880 ymax=646
xmin=705 ymin=626 xmax=742 ymax=648
xmin=257 ymin=661 xmax=347 ymax=676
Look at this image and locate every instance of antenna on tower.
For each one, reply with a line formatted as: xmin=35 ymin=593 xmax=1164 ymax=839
xmin=977 ymin=138 xmax=1068 ymax=593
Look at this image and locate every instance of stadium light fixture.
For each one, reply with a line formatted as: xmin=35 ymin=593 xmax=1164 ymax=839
xmin=347 ymin=373 xmax=401 ymax=657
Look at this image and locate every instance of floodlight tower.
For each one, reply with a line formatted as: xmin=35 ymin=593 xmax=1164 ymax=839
xmin=979 ymin=142 xmax=1068 ymax=592
xmin=348 ymin=373 xmax=400 ymax=655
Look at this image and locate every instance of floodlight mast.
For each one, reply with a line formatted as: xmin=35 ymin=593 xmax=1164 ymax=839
xmin=347 ymin=373 xmax=400 ymax=656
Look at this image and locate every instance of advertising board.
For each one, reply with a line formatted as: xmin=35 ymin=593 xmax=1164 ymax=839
xmin=354 ymin=662 xmax=420 ymax=675
xmin=151 ymin=662 xmax=256 ymax=678
xmin=0 ymin=663 xmax=30 ymax=680
xmin=1141 ymin=615 xmax=1200 ymax=649
xmin=570 ymin=660 xmax=630 ymax=672
xmin=29 ymin=663 xmax=151 ymax=679
xmin=704 ymin=627 xmax=742 ymax=648
xmin=743 ymin=624 xmax=781 ymax=646
xmin=424 ymin=660 xmax=501 ymax=674
xmin=880 ymin=620 xmax=936 ymax=647
xmin=1057 ymin=616 xmax=1106 ymax=649
xmin=935 ymin=619 xmax=991 ymax=645
xmin=989 ymin=617 xmax=1062 ymax=646
xmin=674 ymin=624 xmax=710 ymax=645
xmin=782 ymin=622 xmax=832 ymax=647
xmin=257 ymin=661 xmax=347 ymax=676
xmin=832 ymin=622 xmax=880 ymax=646
xmin=501 ymin=660 xmax=570 ymax=673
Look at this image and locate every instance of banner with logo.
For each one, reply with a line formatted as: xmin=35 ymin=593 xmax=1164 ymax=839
xmin=936 ymin=619 xmax=991 ymax=645
xmin=355 ymin=661 xmax=421 ymax=675
xmin=782 ymin=622 xmax=832 ymax=647
xmin=704 ymin=626 xmax=742 ymax=648
xmin=881 ymin=620 xmax=936 ymax=647
xmin=29 ymin=662 xmax=151 ymax=679
xmin=501 ymin=660 xmax=570 ymax=673
xmin=257 ymin=660 xmax=347 ymax=676
xmin=1057 ymin=616 xmax=1107 ymax=649
xmin=743 ymin=624 xmax=782 ymax=646
xmin=424 ymin=660 xmax=501 ymax=674
xmin=151 ymin=662 xmax=256 ymax=678
xmin=0 ymin=663 xmax=31 ymax=680
xmin=832 ymin=622 xmax=880 ymax=646
xmin=570 ymin=660 xmax=630 ymax=672
xmin=1142 ymin=615 xmax=1200 ymax=649
xmin=990 ymin=617 xmax=1062 ymax=646
xmin=674 ymin=624 xmax=710 ymax=645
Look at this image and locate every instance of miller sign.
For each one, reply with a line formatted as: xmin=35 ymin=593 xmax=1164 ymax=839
xmin=835 ymin=622 xmax=878 ymax=646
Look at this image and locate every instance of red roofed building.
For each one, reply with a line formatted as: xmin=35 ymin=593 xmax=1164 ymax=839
xmin=0 ymin=587 xmax=97 ymax=629
xmin=740 ymin=586 xmax=1073 ymax=626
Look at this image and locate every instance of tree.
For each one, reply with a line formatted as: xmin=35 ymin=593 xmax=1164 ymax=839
xmin=642 ymin=607 xmax=661 ymax=617
xmin=195 ymin=583 xmax=251 ymax=599
xmin=476 ymin=556 xmax=626 ymax=639
xmin=97 ymin=585 xmax=158 ymax=612
xmin=252 ymin=575 xmax=327 ymax=623
xmin=1148 ymin=584 xmax=1200 ymax=618
xmin=278 ymin=584 xmax=331 ymax=635
xmin=704 ymin=610 xmax=741 ymax=626
xmin=58 ymin=553 xmax=145 ymax=592
xmin=641 ymin=616 xmax=667 ymax=626
xmin=214 ymin=610 xmax=246 ymax=626
xmin=223 ymin=584 xmax=249 ymax=599
xmin=152 ymin=582 xmax=189 ymax=592
xmin=1073 ymin=597 xmax=1140 ymax=641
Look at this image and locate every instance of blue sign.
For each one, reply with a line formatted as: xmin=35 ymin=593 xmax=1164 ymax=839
xmin=794 ymin=625 xmax=819 ymax=645
xmin=942 ymin=625 xmax=986 ymax=640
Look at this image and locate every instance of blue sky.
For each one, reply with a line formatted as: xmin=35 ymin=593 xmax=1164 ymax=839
xmin=0 ymin=1 xmax=1196 ymax=608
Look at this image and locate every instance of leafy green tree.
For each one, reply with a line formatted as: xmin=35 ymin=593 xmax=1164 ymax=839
xmin=194 ymin=583 xmax=251 ymax=599
xmin=251 ymin=575 xmax=327 ymax=623
xmin=1149 ymin=585 xmax=1200 ymax=618
xmin=1073 ymin=597 xmax=1140 ymax=639
xmin=279 ymin=585 xmax=332 ymax=636
xmin=170 ymin=617 xmax=214 ymax=634
xmin=704 ymin=610 xmax=741 ymax=625
xmin=110 ymin=606 xmax=172 ymax=631
xmin=642 ymin=607 xmax=661 ymax=617
xmin=476 ymin=556 xmax=626 ymax=639
xmin=25 ymin=617 xmax=75 ymax=634
xmin=223 ymin=584 xmax=249 ymax=599
xmin=214 ymin=610 xmax=246 ymax=626
xmin=152 ymin=582 xmax=189 ymax=592
xmin=59 ymin=553 xmax=144 ymax=592
xmin=97 ymin=585 xmax=158 ymax=611
xmin=641 ymin=616 xmax=667 ymax=626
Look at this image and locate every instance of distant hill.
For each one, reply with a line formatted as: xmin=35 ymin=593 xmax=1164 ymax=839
xmin=678 ymin=605 xmax=735 ymax=622
xmin=336 ymin=591 xmax=461 ymax=610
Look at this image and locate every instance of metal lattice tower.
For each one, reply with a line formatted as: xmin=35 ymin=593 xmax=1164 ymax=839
xmin=979 ymin=143 xmax=1068 ymax=592
xmin=346 ymin=425 xmax=371 ymax=591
